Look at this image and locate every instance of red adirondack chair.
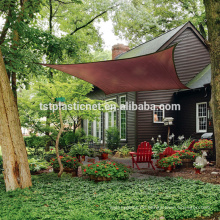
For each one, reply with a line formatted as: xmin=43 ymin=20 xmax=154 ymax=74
xmin=130 ymin=141 xmax=155 ymax=170
xmin=159 ymin=147 xmax=177 ymax=160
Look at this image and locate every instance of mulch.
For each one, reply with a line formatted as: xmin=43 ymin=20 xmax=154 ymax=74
xmin=138 ymin=166 xmax=220 ymax=184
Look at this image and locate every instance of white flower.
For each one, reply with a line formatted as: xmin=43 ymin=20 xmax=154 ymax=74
xmin=158 ymin=135 xmax=161 ymax=138
xmin=171 ymin=133 xmax=175 ymax=138
xmin=151 ymin=137 xmax=155 ymax=141
xmin=169 ymin=135 xmax=173 ymax=140
xmin=178 ymin=135 xmax=184 ymax=141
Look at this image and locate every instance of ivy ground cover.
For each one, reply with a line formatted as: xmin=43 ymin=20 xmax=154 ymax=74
xmin=0 ymin=173 xmax=219 ymax=220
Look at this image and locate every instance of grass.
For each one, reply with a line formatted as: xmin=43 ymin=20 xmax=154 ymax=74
xmin=0 ymin=173 xmax=219 ymax=220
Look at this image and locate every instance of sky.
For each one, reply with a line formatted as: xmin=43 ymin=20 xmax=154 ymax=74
xmin=96 ymin=20 xmax=128 ymax=50
xmin=0 ymin=16 xmax=128 ymax=51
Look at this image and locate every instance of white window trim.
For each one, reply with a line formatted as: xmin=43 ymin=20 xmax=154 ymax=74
xmin=120 ymin=95 xmax=126 ymax=140
xmin=93 ymin=118 xmax=103 ymax=144
xmin=196 ymin=102 xmax=207 ymax=133
xmin=153 ymin=105 xmax=165 ymax=123
xmin=105 ymin=97 xmax=117 ymax=129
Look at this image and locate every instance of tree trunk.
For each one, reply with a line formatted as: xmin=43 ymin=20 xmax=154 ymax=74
xmin=204 ymin=0 xmax=220 ymax=167
xmin=55 ymin=107 xmax=64 ymax=178
xmin=0 ymin=48 xmax=32 ymax=191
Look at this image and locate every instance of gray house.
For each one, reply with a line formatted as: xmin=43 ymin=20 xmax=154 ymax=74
xmin=83 ymin=21 xmax=212 ymax=149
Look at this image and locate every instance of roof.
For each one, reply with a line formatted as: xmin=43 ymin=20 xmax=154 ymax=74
xmin=186 ymin=64 xmax=211 ymax=89
xmin=117 ymin=23 xmax=186 ymax=59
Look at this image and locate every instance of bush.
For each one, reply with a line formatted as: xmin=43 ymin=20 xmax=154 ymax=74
xmin=173 ymin=150 xmax=198 ymax=160
xmin=83 ymin=160 xmax=131 ymax=180
xmin=115 ymin=145 xmax=132 ymax=158
xmin=193 ymin=139 xmax=213 ymax=151
xmin=152 ymin=142 xmax=168 ymax=158
xmin=158 ymin=155 xmax=182 ymax=168
xmin=28 ymin=158 xmax=48 ymax=173
xmin=69 ymin=143 xmax=90 ymax=157
xmin=106 ymin=127 xmax=120 ymax=151
xmin=50 ymin=155 xmax=80 ymax=170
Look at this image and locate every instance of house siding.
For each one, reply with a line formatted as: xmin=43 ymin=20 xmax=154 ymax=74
xmin=175 ymin=87 xmax=213 ymax=139
xmin=136 ymin=27 xmax=210 ymax=144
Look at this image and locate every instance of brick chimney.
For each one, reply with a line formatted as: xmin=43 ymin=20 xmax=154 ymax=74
xmin=112 ymin=44 xmax=130 ymax=60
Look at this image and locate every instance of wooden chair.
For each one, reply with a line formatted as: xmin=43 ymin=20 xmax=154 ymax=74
xmin=130 ymin=141 xmax=155 ymax=170
xmin=159 ymin=147 xmax=177 ymax=160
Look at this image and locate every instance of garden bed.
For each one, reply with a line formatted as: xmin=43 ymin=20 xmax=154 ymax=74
xmin=140 ymin=166 xmax=220 ymax=184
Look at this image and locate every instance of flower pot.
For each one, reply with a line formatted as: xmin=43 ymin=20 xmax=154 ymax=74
xmin=181 ymin=159 xmax=193 ymax=168
xmin=166 ymin=165 xmax=172 ymax=172
xmin=81 ymin=155 xmax=85 ymax=161
xmin=89 ymin=175 xmax=111 ymax=182
xmin=101 ymin=153 xmax=108 ymax=159
xmin=195 ymin=168 xmax=201 ymax=174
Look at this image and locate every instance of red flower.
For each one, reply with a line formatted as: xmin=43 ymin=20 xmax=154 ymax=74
xmin=116 ymin=168 xmax=119 ymax=170
xmin=51 ymin=163 xmax=53 ymax=165
xmin=74 ymin=160 xmax=76 ymax=162
xmin=109 ymin=162 xmax=111 ymax=164
xmin=95 ymin=171 xmax=98 ymax=173
xmin=53 ymin=159 xmax=55 ymax=161
xmin=124 ymin=171 xmax=126 ymax=173
xmin=84 ymin=169 xmax=86 ymax=172
xmin=50 ymin=148 xmax=53 ymax=151
xmin=108 ymin=174 xmax=111 ymax=176
xmin=97 ymin=165 xmax=99 ymax=167
xmin=113 ymin=163 xmax=115 ymax=165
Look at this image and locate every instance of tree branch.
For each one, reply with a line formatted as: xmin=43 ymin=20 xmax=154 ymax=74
xmin=0 ymin=9 xmax=12 ymax=45
xmin=54 ymin=0 xmax=81 ymax=4
xmin=70 ymin=5 xmax=118 ymax=35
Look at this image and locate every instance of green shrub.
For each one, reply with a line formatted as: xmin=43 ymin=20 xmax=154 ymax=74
xmin=152 ymin=142 xmax=168 ymax=158
xmin=28 ymin=158 xmax=48 ymax=173
xmin=115 ymin=145 xmax=132 ymax=157
xmin=69 ymin=143 xmax=90 ymax=157
xmin=50 ymin=155 xmax=80 ymax=169
xmin=83 ymin=160 xmax=131 ymax=180
xmin=106 ymin=127 xmax=120 ymax=151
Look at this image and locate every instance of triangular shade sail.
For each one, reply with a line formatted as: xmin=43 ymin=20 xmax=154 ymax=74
xmin=41 ymin=46 xmax=188 ymax=95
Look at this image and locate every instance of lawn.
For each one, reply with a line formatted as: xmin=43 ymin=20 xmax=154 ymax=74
xmin=0 ymin=173 xmax=219 ymax=220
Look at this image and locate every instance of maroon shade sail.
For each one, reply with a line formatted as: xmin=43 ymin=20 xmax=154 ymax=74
xmin=41 ymin=46 xmax=188 ymax=95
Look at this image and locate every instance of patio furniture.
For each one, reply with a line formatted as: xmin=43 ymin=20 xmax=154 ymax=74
xmin=130 ymin=141 xmax=155 ymax=170
xmin=159 ymin=147 xmax=177 ymax=160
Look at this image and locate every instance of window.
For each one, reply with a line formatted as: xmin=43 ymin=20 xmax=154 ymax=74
xmin=196 ymin=102 xmax=207 ymax=133
xmin=87 ymin=120 xmax=92 ymax=135
xmin=105 ymin=98 xmax=117 ymax=130
xmin=120 ymin=96 xmax=126 ymax=140
xmin=93 ymin=112 xmax=103 ymax=143
xmin=153 ymin=105 xmax=165 ymax=123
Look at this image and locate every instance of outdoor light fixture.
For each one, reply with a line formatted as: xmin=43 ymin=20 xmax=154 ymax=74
xmin=163 ymin=117 xmax=174 ymax=146
xmin=163 ymin=117 xmax=174 ymax=126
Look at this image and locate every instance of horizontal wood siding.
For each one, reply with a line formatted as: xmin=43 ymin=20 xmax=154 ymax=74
xmin=175 ymin=87 xmax=213 ymax=139
xmin=137 ymin=27 xmax=210 ymax=144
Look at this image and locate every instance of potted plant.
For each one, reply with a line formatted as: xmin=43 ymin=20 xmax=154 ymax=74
xmin=83 ymin=160 xmax=131 ymax=181
xmin=50 ymin=155 xmax=81 ymax=176
xmin=158 ymin=155 xmax=182 ymax=172
xmin=99 ymin=148 xmax=112 ymax=159
xmin=106 ymin=127 xmax=120 ymax=151
xmin=193 ymin=139 xmax=213 ymax=151
xmin=69 ymin=143 xmax=90 ymax=161
xmin=193 ymin=162 xmax=204 ymax=174
xmin=173 ymin=150 xmax=198 ymax=168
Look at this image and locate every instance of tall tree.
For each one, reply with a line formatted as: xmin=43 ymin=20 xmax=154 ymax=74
xmin=112 ymin=0 xmax=206 ymax=46
xmin=0 ymin=48 xmax=32 ymax=191
xmin=203 ymin=0 xmax=220 ymax=167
